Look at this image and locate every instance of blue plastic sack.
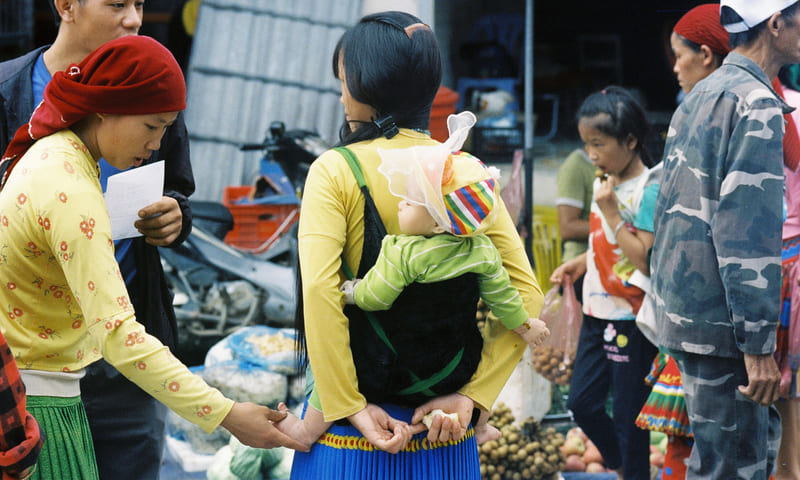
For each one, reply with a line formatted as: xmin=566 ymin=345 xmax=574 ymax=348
xmin=226 ymin=326 xmax=298 ymax=375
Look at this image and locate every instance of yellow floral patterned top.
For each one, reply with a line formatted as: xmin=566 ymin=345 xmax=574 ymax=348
xmin=0 ymin=130 xmax=232 ymax=433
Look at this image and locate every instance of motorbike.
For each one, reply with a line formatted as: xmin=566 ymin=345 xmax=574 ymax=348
xmin=159 ymin=121 xmax=328 ymax=362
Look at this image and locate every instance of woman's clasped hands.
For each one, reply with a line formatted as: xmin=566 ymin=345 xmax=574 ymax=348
xmin=347 ymin=393 xmax=475 ymax=453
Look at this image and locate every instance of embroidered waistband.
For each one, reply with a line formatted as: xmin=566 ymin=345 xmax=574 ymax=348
xmin=316 ymin=427 xmax=474 ymax=452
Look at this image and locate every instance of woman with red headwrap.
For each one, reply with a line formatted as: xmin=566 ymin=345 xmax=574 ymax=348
xmin=0 ymin=35 xmax=306 ymax=480
xmin=669 ymin=3 xmax=731 ymax=96
xmin=634 ymin=5 xmax=732 ymax=480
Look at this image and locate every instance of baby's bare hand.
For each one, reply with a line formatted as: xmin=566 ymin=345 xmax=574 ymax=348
xmin=514 ymin=318 xmax=550 ymax=348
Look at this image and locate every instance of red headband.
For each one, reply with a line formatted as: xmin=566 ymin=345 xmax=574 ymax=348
xmin=673 ymin=4 xmax=731 ymax=57
xmin=0 ymin=35 xmax=186 ymax=188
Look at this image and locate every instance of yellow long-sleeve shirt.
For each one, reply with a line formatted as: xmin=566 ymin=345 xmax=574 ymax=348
xmin=298 ymin=129 xmax=543 ymax=421
xmin=0 ymin=130 xmax=232 ymax=433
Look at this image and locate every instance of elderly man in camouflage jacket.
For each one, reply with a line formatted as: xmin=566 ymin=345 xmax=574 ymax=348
xmin=651 ymin=1 xmax=800 ymax=479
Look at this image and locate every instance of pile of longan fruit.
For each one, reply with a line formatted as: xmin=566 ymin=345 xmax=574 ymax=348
xmin=479 ymin=403 xmax=566 ymax=480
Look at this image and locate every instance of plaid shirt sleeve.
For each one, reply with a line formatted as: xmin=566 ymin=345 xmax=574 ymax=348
xmin=0 ymin=332 xmax=42 ymax=479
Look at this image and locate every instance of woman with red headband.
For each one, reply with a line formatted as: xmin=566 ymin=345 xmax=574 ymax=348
xmin=0 ymin=35 xmax=307 ymax=480
xmin=669 ymin=3 xmax=731 ymax=96
xmin=635 ymin=5 xmax=731 ymax=479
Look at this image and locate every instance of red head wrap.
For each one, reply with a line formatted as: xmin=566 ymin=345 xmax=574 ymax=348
xmin=673 ymin=4 xmax=731 ymax=57
xmin=0 ymin=35 xmax=186 ymax=188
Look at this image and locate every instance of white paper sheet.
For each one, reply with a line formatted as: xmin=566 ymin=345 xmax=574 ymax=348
xmin=104 ymin=160 xmax=165 ymax=240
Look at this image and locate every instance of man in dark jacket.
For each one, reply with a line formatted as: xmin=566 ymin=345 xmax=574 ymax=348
xmin=0 ymin=1 xmax=194 ymax=478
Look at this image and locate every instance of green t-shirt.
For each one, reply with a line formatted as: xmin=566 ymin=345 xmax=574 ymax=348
xmin=555 ymin=149 xmax=595 ymax=261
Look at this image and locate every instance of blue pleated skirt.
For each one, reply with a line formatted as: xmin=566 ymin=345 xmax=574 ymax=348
xmin=290 ymin=402 xmax=480 ymax=479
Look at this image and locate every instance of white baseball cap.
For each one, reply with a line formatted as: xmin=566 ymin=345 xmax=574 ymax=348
xmin=721 ymin=0 xmax=799 ymax=32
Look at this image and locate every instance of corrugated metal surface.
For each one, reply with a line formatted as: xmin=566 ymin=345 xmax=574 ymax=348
xmin=185 ymin=0 xmax=362 ymax=201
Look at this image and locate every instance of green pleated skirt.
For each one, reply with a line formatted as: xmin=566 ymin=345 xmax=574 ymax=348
xmin=26 ymin=395 xmax=98 ymax=480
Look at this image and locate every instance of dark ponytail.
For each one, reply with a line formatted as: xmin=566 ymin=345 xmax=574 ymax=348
xmin=295 ymin=11 xmax=444 ymax=368
xmin=332 ymin=11 xmax=442 ymax=146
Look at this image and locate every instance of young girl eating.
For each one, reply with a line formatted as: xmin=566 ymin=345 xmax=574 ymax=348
xmin=550 ymin=86 xmax=660 ymax=480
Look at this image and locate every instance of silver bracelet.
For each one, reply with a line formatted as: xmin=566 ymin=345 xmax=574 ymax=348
xmin=613 ymin=221 xmax=625 ymax=239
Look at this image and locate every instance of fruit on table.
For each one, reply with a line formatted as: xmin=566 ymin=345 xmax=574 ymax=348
xmin=564 ymin=454 xmax=586 ymax=472
xmin=560 ymin=427 xmax=586 ymax=456
xmin=479 ymin=403 xmax=566 ymax=480
xmin=585 ymin=462 xmax=606 ymax=473
xmin=581 ymin=440 xmax=603 ymax=465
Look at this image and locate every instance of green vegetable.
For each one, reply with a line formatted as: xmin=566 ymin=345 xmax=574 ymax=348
xmin=268 ymin=449 xmax=293 ymax=479
xmin=206 ymin=446 xmax=239 ymax=480
xmin=650 ymin=431 xmax=667 ymax=445
xmin=227 ymin=436 xmax=287 ymax=479
xmin=229 ymin=437 xmax=263 ymax=479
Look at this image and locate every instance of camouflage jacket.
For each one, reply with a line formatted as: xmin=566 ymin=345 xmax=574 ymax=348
xmin=651 ymin=52 xmax=791 ymax=358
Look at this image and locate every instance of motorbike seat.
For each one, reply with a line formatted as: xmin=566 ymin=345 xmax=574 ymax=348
xmin=190 ymin=200 xmax=234 ymax=239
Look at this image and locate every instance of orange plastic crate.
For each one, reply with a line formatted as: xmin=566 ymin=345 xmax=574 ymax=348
xmin=222 ymin=186 xmax=299 ymax=251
